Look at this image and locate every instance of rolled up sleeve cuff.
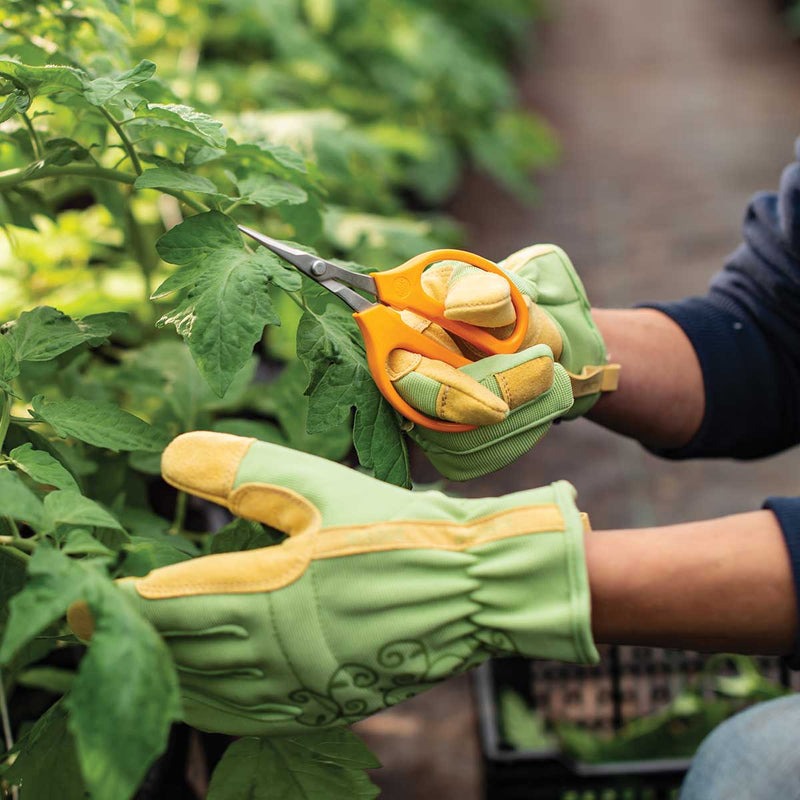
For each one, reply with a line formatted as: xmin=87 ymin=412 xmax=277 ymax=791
xmin=638 ymin=297 xmax=787 ymax=460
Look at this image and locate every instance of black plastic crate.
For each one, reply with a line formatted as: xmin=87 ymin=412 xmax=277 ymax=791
xmin=474 ymin=647 xmax=800 ymax=800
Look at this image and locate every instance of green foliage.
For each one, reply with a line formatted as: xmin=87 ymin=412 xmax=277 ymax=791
xmin=154 ymin=211 xmax=300 ymax=396
xmin=297 ymin=305 xmax=409 ymax=487
xmin=206 ymin=730 xmax=381 ymax=800
xmin=0 ymin=0 xmax=553 ymax=796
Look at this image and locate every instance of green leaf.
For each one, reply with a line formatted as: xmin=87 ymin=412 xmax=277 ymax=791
xmin=235 ymin=174 xmax=308 ymax=208
xmin=211 ymin=418 xmax=286 ymax=444
xmin=207 ymin=731 xmax=380 ymax=800
xmin=270 ymin=360 xmax=352 ymax=461
xmin=17 ymin=665 xmax=76 ymax=695
xmin=0 ymin=87 xmax=29 ymax=123
xmin=121 ymin=536 xmax=192 ymax=576
xmin=31 ymin=395 xmax=168 ymax=453
xmin=0 ymin=467 xmax=45 ymax=530
xmin=5 ymin=700 xmax=89 ymax=800
xmin=0 ymin=334 xmax=19 ymax=391
xmin=132 ymin=103 xmax=226 ymax=149
xmin=0 ymin=546 xmax=85 ymax=664
xmin=43 ymin=490 xmax=125 ymax=532
xmin=4 ymin=307 xmax=126 ymax=363
xmin=42 ymin=137 xmax=90 ymax=167
xmin=66 ymin=574 xmax=182 ymax=800
xmin=297 ymin=309 xmax=409 ymax=486
xmin=0 ymin=546 xmax=28 ymax=626
xmin=500 ymin=690 xmax=555 ymax=751
xmin=83 ymin=60 xmax=156 ymax=106
xmin=135 ymin=165 xmax=220 ymax=196
xmin=210 ymin=517 xmax=284 ymax=553
xmin=0 ymin=62 xmax=85 ymax=101
xmin=62 ymin=529 xmax=116 ymax=557
xmin=154 ymin=211 xmax=300 ymax=396
xmin=8 ymin=443 xmax=79 ymax=490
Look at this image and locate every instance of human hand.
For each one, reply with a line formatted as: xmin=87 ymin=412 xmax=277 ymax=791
xmin=390 ymin=245 xmax=619 ymax=479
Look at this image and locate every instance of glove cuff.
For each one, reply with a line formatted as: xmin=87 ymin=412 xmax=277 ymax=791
xmin=469 ymin=480 xmax=599 ymax=664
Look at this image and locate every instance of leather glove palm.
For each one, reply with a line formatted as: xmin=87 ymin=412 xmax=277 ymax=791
xmin=68 ymin=431 xmax=598 ymax=737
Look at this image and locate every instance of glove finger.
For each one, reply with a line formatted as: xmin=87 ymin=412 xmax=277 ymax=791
xmin=485 ymin=297 xmax=563 ymax=361
xmin=421 ymin=261 xmax=516 ymax=328
xmin=158 ymin=433 xmax=417 ymax=528
xmin=460 ymin=346 xmax=555 ymax=411
xmin=399 ymin=309 xmax=462 ymax=354
xmin=388 ymin=349 xmax=509 ymax=425
xmin=425 ymin=261 xmax=563 ymax=360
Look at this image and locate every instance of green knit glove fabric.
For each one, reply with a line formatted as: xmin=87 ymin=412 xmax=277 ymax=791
xmin=499 ymin=244 xmax=612 ymax=419
xmin=68 ymin=432 xmax=598 ymax=737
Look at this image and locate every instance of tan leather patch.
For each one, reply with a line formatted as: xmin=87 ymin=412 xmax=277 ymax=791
xmin=568 ymin=364 xmax=621 ymax=397
xmin=132 ymin=503 xmax=566 ymax=599
xmin=313 ymin=504 xmax=566 ymax=560
xmin=229 ymin=483 xmax=322 ymax=538
xmin=494 ymin=356 xmax=554 ymax=409
xmin=135 ymin=535 xmax=311 ymax=599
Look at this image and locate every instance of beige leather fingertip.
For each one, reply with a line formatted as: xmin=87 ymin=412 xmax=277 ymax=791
xmin=387 ymin=349 xmax=423 ymax=381
xmin=161 ymin=431 xmax=255 ymax=506
xmin=67 ymin=600 xmax=95 ymax=641
xmin=444 ymin=272 xmax=516 ymax=328
xmin=420 ymin=263 xmax=455 ymax=302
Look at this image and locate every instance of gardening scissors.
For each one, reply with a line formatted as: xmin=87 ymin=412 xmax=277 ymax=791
xmin=238 ymin=225 xmax=529 ymax=432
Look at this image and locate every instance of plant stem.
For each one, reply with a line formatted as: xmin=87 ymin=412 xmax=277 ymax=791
xmin=223 ymin=197 xmax=245 ymax=215
xmin=0 ymin=536 xmax=34 ymax=553
xmin=0 ymin=163 xmax=136 ymax=190
xmin=100 ymin=108 xmax=143 ymax=175
xmin=286 ymin=291 xmax=309 ymax=312
xmin=169 ymin=490 xmax=188 ymax=536
xmin=0 ymin=163 xmax=210 ymax=214
xmin=0 ymin=671 xmax=19 ymax=800
xmin=19 ymin=112 xmax=43 ymax=160
xmin=0 ymin=392 xmax=11 ymax=453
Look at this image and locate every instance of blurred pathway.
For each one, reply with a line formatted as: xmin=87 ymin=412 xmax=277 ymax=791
xmin=357 ymin=2 xmax=800 ymax=798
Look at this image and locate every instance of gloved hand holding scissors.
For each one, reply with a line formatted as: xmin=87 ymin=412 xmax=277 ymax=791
xmin=393 ymin=244 xmax=620 ymax=478
xmin=238 ymin=227 xmax=619 ymax=480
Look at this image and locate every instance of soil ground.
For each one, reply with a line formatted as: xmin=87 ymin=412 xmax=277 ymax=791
xmin=355 ymin=2 xmax=800 ymax=798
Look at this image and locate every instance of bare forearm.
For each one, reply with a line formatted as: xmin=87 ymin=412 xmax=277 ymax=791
xmin=586 ymin=510 xmax=797 ymax=655
xmin=587 ymin=308 xmax=704 ymax=449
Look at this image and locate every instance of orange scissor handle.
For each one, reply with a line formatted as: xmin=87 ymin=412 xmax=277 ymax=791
xmin=354 ymin=304 xmax=479 ymax=433
xmin=369 ymin=249 xmax=529 ymax=355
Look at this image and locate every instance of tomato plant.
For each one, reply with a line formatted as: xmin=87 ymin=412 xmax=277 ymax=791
xmin=0 ymin=0 xmax=552 ymax=796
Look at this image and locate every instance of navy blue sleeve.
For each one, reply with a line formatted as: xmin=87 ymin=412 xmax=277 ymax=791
xmin=644 ymin=139 xmax=800 ymax=460
xmin=641 ymin=141 xmax=800 ymax=663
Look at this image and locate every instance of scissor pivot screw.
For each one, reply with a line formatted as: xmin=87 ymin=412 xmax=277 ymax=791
xmin=310 ymin=260 xmax=327 ymax=277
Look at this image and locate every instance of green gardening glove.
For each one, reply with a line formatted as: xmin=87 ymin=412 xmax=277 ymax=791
xmin=390 ymin=244 xmax=619 ymax=480
xmin=68 ymin=431 xmax=598 ymax=737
